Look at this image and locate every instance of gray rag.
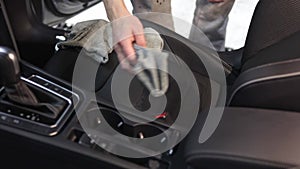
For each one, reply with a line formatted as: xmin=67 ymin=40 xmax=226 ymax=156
xmin=58 ymin=20 xmax=169 ymax=97
xmin=58 ymin=20 xmax=113 ymax=63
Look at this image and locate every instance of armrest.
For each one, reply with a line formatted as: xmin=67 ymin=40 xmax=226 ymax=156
xmin=184 ymin=107 xmax=300 ymax=169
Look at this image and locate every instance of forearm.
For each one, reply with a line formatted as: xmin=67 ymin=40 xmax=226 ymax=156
xmin=103 ymin=0 xmax=131 ymax=21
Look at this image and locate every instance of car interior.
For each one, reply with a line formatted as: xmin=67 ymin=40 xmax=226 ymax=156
xmin=1 ymin=0 xmax=300 ymax=169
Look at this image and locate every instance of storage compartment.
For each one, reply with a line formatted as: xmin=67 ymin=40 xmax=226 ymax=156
xmin=79 ymin=102 xmax=174 ymax=140
xmin=84 ymin=107 xmax=125 ymax=134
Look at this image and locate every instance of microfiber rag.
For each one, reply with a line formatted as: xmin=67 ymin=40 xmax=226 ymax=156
xmin=58 ymin=20 xmax=113 ymax=63
xmin=132 ymin=28 xmax=169 ymax=97
xmin=58 ymin=19 xmax=169 ymax=97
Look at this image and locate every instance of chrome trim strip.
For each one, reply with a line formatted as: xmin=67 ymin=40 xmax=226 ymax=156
xmin=21 ymin=76 xmax=72 ymax=128
xmin=242 ymin=58 xmax=300 ymax=75
xmin=228 ymin=71 xmax=300 ymax=104
xmin=29 ymin=75 xmax=79 ymax=100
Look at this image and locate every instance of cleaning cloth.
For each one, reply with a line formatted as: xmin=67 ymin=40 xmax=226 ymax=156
xmin=58 ymin=20 xmax=169 ymax=97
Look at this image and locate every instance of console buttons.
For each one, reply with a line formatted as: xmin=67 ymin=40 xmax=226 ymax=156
xmin=25 ymin=114 xmax=31 ymax=119
xmin=30 ymin=116 xmax=37 ymax=121
xmin=11 ymin=118 xmax=23 ymax=128
xmin=0 ymin=115 xmax=11 ymax=125
xmin=1 ymin=115 xmax=7 ymax=121
xmin=42 ymin=82 xmax=50 ymax=88
xmin=49 ymin=85 xmax=61 ymax=93
xmin=54 ymin=87 xmax=61 ymax=93
xmin=0 ymin=115 xmax=10 ymax=124
xmin=42 ymin=82 xmax=61 ymax=94
xmin=12 ymin=119 xmax=20 ymax=125
xmin=30 ymin=75 xmax=74 ymax=99
xmin=30 ymin=76 xmax=65 ymax=95
xmin=30 ymin=77 xmax=44 ymax=84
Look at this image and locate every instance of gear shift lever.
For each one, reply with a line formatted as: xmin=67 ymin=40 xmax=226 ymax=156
xmin=0 ymin=47 xmax=74 ymax=135
xmin=0 ymin=46 xmax=66 ymax=119
xmin=0 ymin=47 xmax=20 ymax=86
xmin=0 ymin=46 xmax=39 ymax=105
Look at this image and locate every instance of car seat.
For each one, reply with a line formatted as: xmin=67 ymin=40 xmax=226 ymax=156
xmin=227 ymin=0 xmax=300 ymax=112
xmin=45 ymin=0 xmax=300 ymax=114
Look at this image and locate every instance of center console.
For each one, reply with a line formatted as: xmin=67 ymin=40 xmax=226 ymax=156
xmin=0 ymin=49 xmax=183 ymax=169
xmin=0 ymin=75 xmax=79 ymax=136
xmin=0 ymin=3 xmax=192 ymax=166
xmin=0 ymin=47 xmax=79 ymax=136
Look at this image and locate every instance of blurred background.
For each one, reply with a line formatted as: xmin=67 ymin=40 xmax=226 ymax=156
xmin=66 ymin=0 xmax=259 ymax=50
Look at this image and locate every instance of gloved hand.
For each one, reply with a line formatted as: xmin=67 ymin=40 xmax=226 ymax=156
xmin=103 ymin=0 xmax=147 ymax=71
xmin=112 ymin=15 xmax=147 ymax=71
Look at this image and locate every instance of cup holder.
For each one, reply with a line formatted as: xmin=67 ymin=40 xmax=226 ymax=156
xmin=132 ymin=124 xmax=169 ymax=150
xmin=84 ymin=108 xmax=125 ymax=134
xmin=83 ymin=106 xmax=169 ymax=150
xmin=133 ymin=124 xmax=164 ymax=138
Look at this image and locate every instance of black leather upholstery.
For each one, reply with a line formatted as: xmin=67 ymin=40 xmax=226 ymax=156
xmin=184 ymin=108 xmax=300 ymax=169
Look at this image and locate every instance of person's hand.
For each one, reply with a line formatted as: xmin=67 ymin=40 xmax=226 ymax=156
xmin=112 ymin=15 xmax=147 ymax=71
xmin=103 ymin=0 xmax=146 ymax=71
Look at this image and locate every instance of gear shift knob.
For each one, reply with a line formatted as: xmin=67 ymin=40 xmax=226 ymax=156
xmin=0 ymin=46 xmax=20 ymax=86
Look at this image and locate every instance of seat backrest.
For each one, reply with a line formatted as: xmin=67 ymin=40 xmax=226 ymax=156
xmin=241 ymin=0 xmax=300 ymax=72
xmin=229 ymin=0 xmax=300 ymax=112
